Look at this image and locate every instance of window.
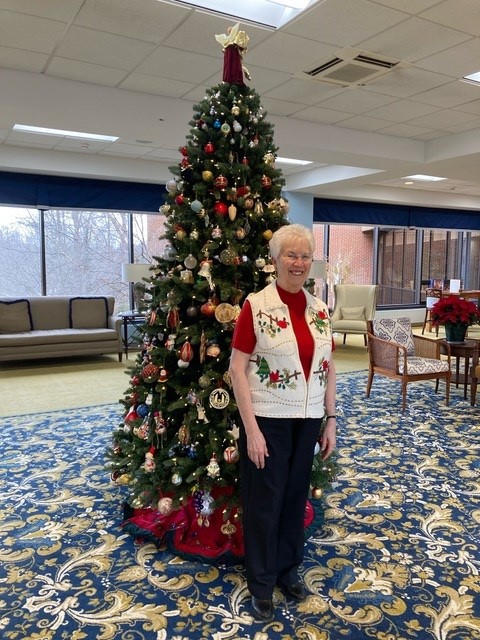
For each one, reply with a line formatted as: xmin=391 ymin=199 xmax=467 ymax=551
xmin=0 ymin=207 xmax=167 ymax=312
xmin=0 ymin=206 xmax=40 ymax=296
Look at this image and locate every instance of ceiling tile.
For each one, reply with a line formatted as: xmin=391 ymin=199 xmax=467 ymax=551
xmin=407 ymin=108 xmax=478 ymax=128
xmin=359 ymin=16 xmax=470 ymax=61
xmin=376 ymin=122 xmax=436 ymax=137
xmin=75 ymin=0 xmax=190 ymax=42
xmin=0 ymin=46 xmax=48 ymax=73
xmin=413 ymin=79 xmax=480 ymax=108
xmin=316 ymin=90 xmax=397 ymax=115
xmin=248 ymin=33 xmax=335 ymax=75
xmin=363 ymin=67 xmax=452 ymax=99
xmin=283 ymin=0 xmax=408 ymax=47
xmin=0 ymin=0 xmax=84 ymax=22
xmin=416 ymin=39 xmax=480 ymax=79
xmin=0 ymin=10 xmax=68 ymax=53
xmin=55 ymin=25 xmax=157 ymax=70
xmin=254 ymin=97 xmax=306 ymax=117
xmin=264 ymin=77 xmax=341 ymax=106
xmin=46 ymin=57 xmax=127 ymax=86
xmin=120 ymin=73 xmax=196 ymax=98
xmin=335 ymin=115 xmax=395 ymax=132
xmin=136 ymin=46 xmax=220 ymax=83
xmin=367 ymin=99 xmax=440 ymax=122
xmin=292 ymin=105 xmax=354 ymax=125
xmin=420 ymin=0 xmax=480 ymax=36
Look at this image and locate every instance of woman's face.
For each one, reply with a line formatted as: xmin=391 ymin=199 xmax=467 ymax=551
xmin=273 ymin=236 xmax=312 ymax=293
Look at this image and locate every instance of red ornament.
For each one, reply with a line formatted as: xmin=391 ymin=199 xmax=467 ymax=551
xmin=180 ymin=157 xmax=190 ymax=168
xmin=141 ymin=363 xmax=160 ymax=383
xmin=261 ymin=175 xmax=272 ymax=189
xmin=179 ymin=146 xmax=188 ymax=156
xmin=214 ymin=201 xmax=228 ymax=216
xmin=204 ymin=142 xmax=215 ymax=154
xmin=242 ymin=156 xmax=249 ymax=165
xmin=158 ymin=368 xmax=169 ymax=382
xmin=175 ymin=194 xmax=184 ymax=205
xmin=236 ymin=186 xmax=250 ymax=198
xmin=224 ymin=446 xmax=240 ymax=463
xmin=179 ymin=341 xmax=194 ymax=362
xmin=125 ymin=406 xmax=139 ymax=424
xmin=201 ymin=300 xmax=217 ymax=316
xmin=167 ymin=307 xmax=180 ymax=329
xmin=214 ymin=174 xmax=228 ymax=190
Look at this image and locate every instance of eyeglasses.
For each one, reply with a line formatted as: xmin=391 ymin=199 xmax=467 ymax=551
xmin=283 ymin=252 xmax=312 ymax=263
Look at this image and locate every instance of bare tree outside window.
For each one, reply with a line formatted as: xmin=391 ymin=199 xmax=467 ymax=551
xmin=0 ymin=207 xmax=41 ymax=296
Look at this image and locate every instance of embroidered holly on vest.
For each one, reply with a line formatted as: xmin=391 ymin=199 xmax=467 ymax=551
xmin=255 ymin=309 xmax=289 ymax=338
xmin=312 ymin=357 xmax=330 ymax=386
xmin=252 ymin=355 xmax=301 ymax=390
xmin=309 ymin=308 xmax=329 ymax=334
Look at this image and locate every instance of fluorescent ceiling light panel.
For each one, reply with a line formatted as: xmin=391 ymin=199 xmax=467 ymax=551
xmin=158 ymin=0 xmax=319 ymax=28
xmin=462 ymin=71 xmax=480 ymax=85
xmin=267 ymin=0 xmax=310 ymax=9
xmin=13 ymin=124 xmax=118 ymax=142
xmin=276 ymin=156 xmax=312 ymax=165
xmin=404 ymin=174 xmax=446 ymax=182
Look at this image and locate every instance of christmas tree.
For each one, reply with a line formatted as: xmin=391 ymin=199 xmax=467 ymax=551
xmin=107 ymin=23 xmax=336 ymax=562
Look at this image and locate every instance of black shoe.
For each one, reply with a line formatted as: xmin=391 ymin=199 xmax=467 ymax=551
xmin=278 ymin=581 xmax=307 ymax=602
xmin=251 ymin=596 xmax=274 ymax=621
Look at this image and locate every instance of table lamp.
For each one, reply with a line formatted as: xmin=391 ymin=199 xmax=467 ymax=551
xmin=121 ymin=263 xmax=152 ymax=312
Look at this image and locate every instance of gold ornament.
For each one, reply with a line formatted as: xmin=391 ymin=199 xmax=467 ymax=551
xmin=311 ymin=487 xmax=323 ymax=499
xmin=221 ymin=520 xmax=237 ymax=536
xmin=215 ymin=302 xmax=236 ymax=323
xmin=228 ymin=204 xmax=237 ymax=220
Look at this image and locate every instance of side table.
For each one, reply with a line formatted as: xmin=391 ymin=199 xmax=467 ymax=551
xmin=438 ymin=339 xmax=478 ymax=400
xmin=118 ymin=311 xmax=146 ymax=358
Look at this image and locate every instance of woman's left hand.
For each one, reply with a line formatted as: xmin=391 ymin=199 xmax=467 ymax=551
xmin=321 ymin=421 xmax=336 ymax=460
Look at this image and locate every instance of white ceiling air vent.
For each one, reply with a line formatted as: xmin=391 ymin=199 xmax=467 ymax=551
xmin=299 ymin=48 xmax=404 ymax=87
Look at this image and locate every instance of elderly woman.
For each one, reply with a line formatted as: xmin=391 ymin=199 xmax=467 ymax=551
xmin=229 ymin=223 xmax=337 ymax=622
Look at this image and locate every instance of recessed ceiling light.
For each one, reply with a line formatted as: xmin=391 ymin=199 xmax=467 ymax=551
xmin=404 ymin=174 xmax=446 ymax=182
xmin=404 ymin=181 xmax=414 ymax=185
xmin=156 ymin=0 xmax=318 ymax=29
xmin=461 ymin=71 xmax=480 ymax=85
xmin=276 ymin=156 xmax=312 ymax=165
xmin=13 ymin=124 xmax=118 ymax=142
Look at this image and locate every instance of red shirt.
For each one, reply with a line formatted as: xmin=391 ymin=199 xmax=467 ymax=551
xmin=232 ymin=286 xmax=316 ymax=378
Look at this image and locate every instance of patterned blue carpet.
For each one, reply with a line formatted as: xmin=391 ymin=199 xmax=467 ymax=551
xmin=0 ymin=372 xmax=479 ymax=640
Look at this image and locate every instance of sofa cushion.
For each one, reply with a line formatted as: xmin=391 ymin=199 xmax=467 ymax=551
xmin=0 ymin=299 xmax=33 ymax=333
xmin=341 ymin=305 xmax=365 ymax=320
xmin=0 ymin=328 xmax=118 ymax=347
xmin=69 ymin=297 xmax=109 ymax=329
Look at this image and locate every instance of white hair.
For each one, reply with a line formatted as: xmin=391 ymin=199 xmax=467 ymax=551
xmin=269 ymin=223 xmax=315 ymax=260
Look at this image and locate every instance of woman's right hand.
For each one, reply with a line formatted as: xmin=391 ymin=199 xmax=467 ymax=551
xmin=246 ymin=427 xmax=269 ymax=469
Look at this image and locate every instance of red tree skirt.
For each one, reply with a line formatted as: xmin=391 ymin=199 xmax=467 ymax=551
xmin=122 ymin=489 xmax=323 ymax=564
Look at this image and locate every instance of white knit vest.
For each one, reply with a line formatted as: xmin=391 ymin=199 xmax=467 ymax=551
xmin=245 ymin=282 xmax=332 ymax=418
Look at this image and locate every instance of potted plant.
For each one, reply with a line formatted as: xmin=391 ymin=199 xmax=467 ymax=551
xmin=431 ymin=295 xmax=480 ymax=342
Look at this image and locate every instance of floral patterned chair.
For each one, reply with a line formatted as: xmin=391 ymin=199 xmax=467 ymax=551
xmin=366 ymin=317 xmax=451 ymax=412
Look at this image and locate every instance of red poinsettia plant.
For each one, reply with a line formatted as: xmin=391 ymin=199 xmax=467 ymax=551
xmin=430 ymin=295 xmax=480 ymax=327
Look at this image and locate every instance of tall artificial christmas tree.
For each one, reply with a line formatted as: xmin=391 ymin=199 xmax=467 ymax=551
xmin=107 ymin=23 xmax=336 ymax=562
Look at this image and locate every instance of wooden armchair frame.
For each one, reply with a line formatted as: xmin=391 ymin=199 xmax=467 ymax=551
xmin=470 ymin=341 xmax=480 ymax=406
xmin=366 ymin=320 xmax=451 ymax=412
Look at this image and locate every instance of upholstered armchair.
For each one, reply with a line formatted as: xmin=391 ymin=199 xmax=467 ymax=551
xmin=366 ymin=317 xmax=451 ymax=412
xmin=331 ymin=284 xmax=379 ymax=345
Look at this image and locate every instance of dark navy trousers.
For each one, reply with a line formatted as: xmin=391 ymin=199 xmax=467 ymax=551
xmin=239 ymin=416 xmax=320 ymax=599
